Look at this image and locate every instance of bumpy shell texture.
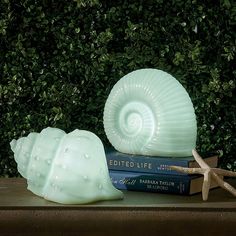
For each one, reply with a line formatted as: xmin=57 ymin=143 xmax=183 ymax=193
xmin=103 ymin=69 xmax=197 ymax=157
xmin=10 ymin=127 xmax=123 ymax=204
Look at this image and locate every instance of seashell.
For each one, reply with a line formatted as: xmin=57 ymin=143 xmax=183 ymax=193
xmin=103 ymin=68 xmax=197 ymax=157
xmin=10 ymin=127 xmax=123 ymax=204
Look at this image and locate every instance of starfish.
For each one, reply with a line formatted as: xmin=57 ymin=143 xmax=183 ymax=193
xmin=170 ymin=149 xmax=236 ymax=201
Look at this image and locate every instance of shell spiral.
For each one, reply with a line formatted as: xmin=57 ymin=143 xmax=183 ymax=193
xmin=103 ymin=69 xmax=197 ymax=157
xmin=10 ymin=127 xmax=123 ymax=204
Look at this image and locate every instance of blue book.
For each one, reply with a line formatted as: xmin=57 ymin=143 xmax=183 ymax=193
xmin=106 ymin=148 xmax=218 ymax=176
xmin=109 ymin=170 xmax=219 ymax=195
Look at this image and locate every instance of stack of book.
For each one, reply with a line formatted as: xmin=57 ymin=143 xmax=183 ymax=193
xmin=105 ymin=148 xmax=219 ymax=195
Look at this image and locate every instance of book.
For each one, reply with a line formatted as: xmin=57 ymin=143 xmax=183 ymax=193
xmin=106 ymin=149 xmax=218 ymax=176
xmin=109 ymin=170 xmax=220 ymax=195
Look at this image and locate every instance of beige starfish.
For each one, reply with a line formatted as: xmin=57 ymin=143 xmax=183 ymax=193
xmin=170 ymin=149 xmax=236 ymax=201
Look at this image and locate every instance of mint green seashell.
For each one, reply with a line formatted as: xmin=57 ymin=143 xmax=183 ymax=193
xmin=10 ymin=127 xmax=123 ymax=204
xmin=103 ymin=68 xmax=197 ymax=157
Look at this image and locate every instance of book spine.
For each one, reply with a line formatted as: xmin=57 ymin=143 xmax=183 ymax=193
xmin=106 ymin=152 xmax=189 ymax=175
xmin=109 ymin=170 xmax=191 ymax=195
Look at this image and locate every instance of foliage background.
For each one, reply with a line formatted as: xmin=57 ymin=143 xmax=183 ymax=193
xmin=0 ymin=0 xmax=235 ymax=176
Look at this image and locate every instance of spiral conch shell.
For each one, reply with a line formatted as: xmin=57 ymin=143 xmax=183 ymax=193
xmin=10 ymin=127 xmax=123 ymax=204
xmin=104 ymin=68 xmax=197 ymax=157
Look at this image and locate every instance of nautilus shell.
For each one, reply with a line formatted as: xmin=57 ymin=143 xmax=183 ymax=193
xmin=103 ymin=69 xmax=197 ymax=157
xmin=10 ymin=127 xmax=123 ymax=204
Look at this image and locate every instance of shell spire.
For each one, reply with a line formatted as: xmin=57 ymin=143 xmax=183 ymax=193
xmin=103 ymin=68 xmax=197 ymax=157
xmin=10 ymin=139 xmax=17 ymax=153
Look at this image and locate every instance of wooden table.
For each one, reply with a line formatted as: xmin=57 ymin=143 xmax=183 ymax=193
xmin=0 ymin=178 xmax=236 ymax=236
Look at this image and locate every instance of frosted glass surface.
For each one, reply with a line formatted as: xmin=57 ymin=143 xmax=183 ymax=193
xmin=10 ymin=127 xmax=123 ymax=204
xmin=103 ymin=69 xmax=197 ymax=157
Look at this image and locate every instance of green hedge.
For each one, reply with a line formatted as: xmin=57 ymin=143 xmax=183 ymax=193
xmin=0 ymin=0 xmax=235 ymax=176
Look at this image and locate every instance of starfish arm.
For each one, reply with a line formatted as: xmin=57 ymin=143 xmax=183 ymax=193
xmin=170 ymin=149 xmax=236 ymax=201
xmin=202 ymin=170 xmax=211 ymax=201
xmin=212 ymin=172 xmax=236 ymax=197
xmin=211 ymin=168 xmax=236 ymax=177
xmin=192 ymin=149 xmax=210 ymax=168
xmin=169 ymin=166 xmax=204 ymax=175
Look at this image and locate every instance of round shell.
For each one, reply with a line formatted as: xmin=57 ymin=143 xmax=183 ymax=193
xmin=103 ymin=68 xmax=197 ymax=157
xmin=10 ymin=127 xmax=123 ymax=204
